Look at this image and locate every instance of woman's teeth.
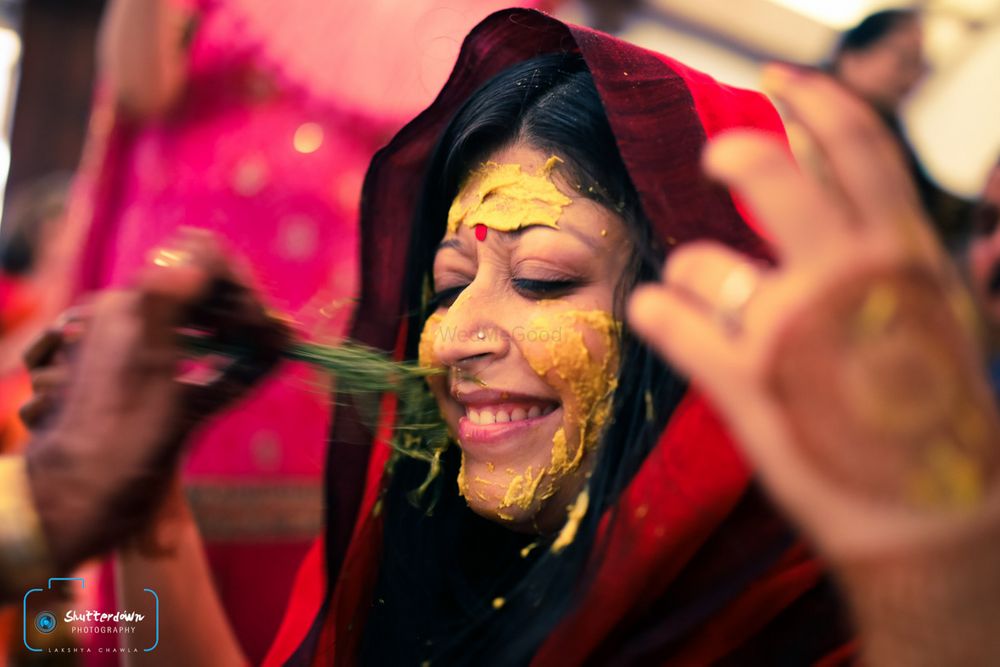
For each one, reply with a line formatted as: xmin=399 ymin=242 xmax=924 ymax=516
xmin=467 ymin=404 xmax=555 ymax=425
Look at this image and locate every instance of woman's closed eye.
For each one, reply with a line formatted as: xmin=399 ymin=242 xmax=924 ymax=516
xmin=512 ymin=277 xmax=581 ymax=299
xmin=430 ymin=277 xmax=583 ymax=309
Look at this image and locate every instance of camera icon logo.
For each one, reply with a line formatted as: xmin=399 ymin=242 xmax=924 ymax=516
xmin=24 ymin=577 xmax=159 ymax=653
xmin=34 ymin=611 xmax=56 ymax=634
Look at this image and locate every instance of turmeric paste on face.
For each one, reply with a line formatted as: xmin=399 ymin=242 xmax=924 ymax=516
xmin=418 ymin=312 xmax=445 ymax=369
xmin=496 ymin=309 xmax=620 ymax=515
xmin=428 ymin=158 xmax=622 ymax=531
xmin=447 ymin=157 xmax=571 ymax=234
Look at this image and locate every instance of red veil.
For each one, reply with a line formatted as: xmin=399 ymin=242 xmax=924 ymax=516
xmin=263 ymin=9 xmax=854 ymax=666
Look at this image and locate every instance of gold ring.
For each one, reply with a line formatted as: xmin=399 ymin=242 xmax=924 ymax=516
xmin=715 ymin=265 xmax=761 ymax=331
xmin=149 ymin=247 xmax=192 ymax=269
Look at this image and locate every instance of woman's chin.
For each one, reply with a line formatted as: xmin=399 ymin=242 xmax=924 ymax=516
xmin=469 ymin=502 xmax=541 ymax=533
xmin=458 ymin=462 xmax=553 ymax=532
xmin=464 ymin=485 xmax=585 ymax=535
xmin=459 ymin=460 xmax=591 ymax=535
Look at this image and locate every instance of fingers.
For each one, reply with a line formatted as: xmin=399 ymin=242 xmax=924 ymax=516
xmin=136 ymin=228 xmax=271 ymax=359
xmin=44 ymin=228 xmax=287 ymax=426
xmin=761 ymin=65 xmax=922 ymax=230
xmin=138 ymin=232 xmax=220 ymax=350
xmin=20 ymin=360 xmax=70 ymax=429
xmin=30 ymin=364 xmax=69 ymax=396
xmin=704 ymin=131 xmax=848 ymax=263
xmin=19 ymin=393 xmax=57 ymax=430
xmin=180 ymin=289 xmax=289 ymax=417
xmin=22 ymin=318 xmax=81 ymax=430
xmin=23 ymin=329 xmax=65 ymax=370
xmin=139 ymin=229 xmax=289 ymax=416
xmin=143 ymin=227 xmax=252 ymax=296
xmin=663 ymin=241 xmax=767 ymax=322
xmin=629 ymin=241 xmax=762 ymax=381
xmin=628 ymin=282 xmax=744 ymax=386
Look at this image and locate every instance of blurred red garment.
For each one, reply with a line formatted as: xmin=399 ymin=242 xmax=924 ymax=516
xmin=0 ymin=273 xmax=35 ymax=455
xmin=0 ymin=275 xmax=36 ymax=663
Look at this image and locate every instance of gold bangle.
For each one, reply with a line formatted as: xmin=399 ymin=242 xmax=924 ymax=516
xmin=0 ymin=456 xmax=55 ymax=596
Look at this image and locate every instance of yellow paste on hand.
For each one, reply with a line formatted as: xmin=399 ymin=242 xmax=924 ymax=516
xmin=447 ymin=157 xmax=571 ymax=234
xmin=907 ymin=436 xmax=984 ymax=510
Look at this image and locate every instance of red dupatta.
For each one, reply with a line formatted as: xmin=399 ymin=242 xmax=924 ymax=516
xmin=263 ymin=9 xmax=854 ymax=666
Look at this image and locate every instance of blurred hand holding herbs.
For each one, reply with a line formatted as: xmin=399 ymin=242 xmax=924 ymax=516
xmin=183 ymin=331 xmax=452 ymax=501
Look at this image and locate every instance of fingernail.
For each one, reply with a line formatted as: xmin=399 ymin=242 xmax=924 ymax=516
xmin=62 ymin=320 xmax=86 ymax=343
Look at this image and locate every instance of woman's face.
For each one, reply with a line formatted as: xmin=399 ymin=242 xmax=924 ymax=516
xmin=838 ymin=19 xmax=927 ymax=113
xmin=419 ymin=143 xmax=631 ymax=533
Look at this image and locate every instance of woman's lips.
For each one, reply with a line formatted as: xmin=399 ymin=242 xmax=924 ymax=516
xmin=451 ymin=388 xmax=561 ymax=447
xmin=458 ymin=402 xmax=561 ymax=446
xmin=467 ymin=401 xmax=555 ymax=424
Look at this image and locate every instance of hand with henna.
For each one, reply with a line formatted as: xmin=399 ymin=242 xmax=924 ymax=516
xmin=19 ymin=229 xmax=288 ymax=575
xmin=629 ymin=66 xmax=1000 ymax=664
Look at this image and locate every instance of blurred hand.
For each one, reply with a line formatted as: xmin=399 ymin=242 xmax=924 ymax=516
xmin=628 ymin=65 xmax=1000 ymax=561
xmin=21 ymin=229 xmax=288 ymax=572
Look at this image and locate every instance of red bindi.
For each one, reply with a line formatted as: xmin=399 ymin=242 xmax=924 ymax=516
xmin=474 ymin=224 xmax=488 ymax=242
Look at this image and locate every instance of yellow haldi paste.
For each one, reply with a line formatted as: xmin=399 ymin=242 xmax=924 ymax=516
xmin=524 ymin=309 xmax=620 ymax=477
xmin=494 ymin=309 xmax=620 ymax=520
xmin=447 ymin=157 xmax=571 ymax=234
xmin=551 ymin=489 xmax=590 ymax=554
xmin=418 ymin=312 xmax=445 ymax=369
xmin=500 ymin=466 xmax=546 ymax=511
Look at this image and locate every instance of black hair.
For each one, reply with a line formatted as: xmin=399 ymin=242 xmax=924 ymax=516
xmin=358 ymin=53 xmax=686 ymax=665
xmin=834 ymin=8 xmax=919 ymax=62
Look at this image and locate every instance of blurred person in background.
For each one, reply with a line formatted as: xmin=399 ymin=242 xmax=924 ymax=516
xmin=70 ymin=0 xmax=554 ymax=661
xmin=830 ymin=8 xmax=973 ymax=250
xmin=965 ymin=158 xmax=1000 ymax=390
xmin=0 ymin=173 xmax=76 ymax=663
xmin=75 ymin=0 xmax=362 ymax=659
xmin=0 ymin=173 xmax=73 ymax=457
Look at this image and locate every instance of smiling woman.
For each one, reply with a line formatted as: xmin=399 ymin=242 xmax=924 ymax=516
xmin=332 ymin=41 xmax=840 ymax=664
xmin=421 ymin=142 xmax=629 ymax=533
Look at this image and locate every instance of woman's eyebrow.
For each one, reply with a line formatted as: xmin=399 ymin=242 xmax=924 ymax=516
xmin=437 ymin=238 xmax=463 ymax=251
xmin=511 ymin=224 xmax=603 ymax=251
xmin=438 ymin=226 xmax=602 ymax=252
xmin=560 ymin=225 xmax=603 ymax=251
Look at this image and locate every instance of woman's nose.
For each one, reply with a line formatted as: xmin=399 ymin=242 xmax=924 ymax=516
xmin=433 ymin=288 xmax=509 ymax=371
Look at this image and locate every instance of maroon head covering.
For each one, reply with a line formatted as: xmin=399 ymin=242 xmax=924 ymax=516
xmin=263 ymin=9 xmax=853 ymax=666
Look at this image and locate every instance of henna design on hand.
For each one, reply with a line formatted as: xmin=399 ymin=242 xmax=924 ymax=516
xmin=768 ymin=266 xmax=1000 ymax=511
